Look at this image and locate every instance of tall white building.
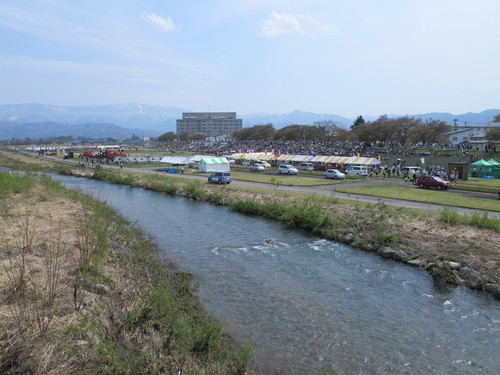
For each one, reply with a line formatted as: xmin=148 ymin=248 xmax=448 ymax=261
xmin=176 ymin=112 xmax=243 ymax=136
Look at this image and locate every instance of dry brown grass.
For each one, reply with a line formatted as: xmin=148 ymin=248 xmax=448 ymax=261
xmin=0 ymin=188 xmax=90 ymax=374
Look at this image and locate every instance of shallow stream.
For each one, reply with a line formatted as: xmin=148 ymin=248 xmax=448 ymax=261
xmin=55 ymin=175 xmax=500 ymax=375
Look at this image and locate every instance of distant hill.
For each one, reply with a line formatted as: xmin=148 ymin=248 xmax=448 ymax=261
xmin=241 ymin=110 xmax=352 ymax=128
xmin=0 ymin=121 xmax=159 ymax=140
xmin=409 ymin=109 xmax=499 ymax=126
xmin=0 ymin=103 xmax=497 ymax=140
xmin=243 ymin=109 xmax=499 ymax=128
xmin=0 ymin=103 xmax=185 ymax=134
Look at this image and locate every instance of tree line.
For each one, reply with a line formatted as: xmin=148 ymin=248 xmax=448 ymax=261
xmin=232 ymin=116 xmax=453 ymax=146
xmin=157 ymin=113 xmax=500 ymax=144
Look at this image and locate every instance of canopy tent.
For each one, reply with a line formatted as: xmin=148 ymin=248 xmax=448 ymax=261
xmin=274 ymin=154 xmax=380 ymax=165
xmin=259 ymin=153 xmax=276 ymax=161
xmin=159 ymin=156 xmax=193 ymax=165
xmin=199 ymin=157 xmax=230 ymax=173
xmin=229 ymin=152 xmax=380 ymax=165
xmin=486 ymin=159 xmax=500 ymax=166
xmin=470 ymin=159 xmax=490 ymax=167
xmin=189 ymin=155 xmax=215 ymax=162
xmin=470 ymin=159 xmax=500 ymax=178
xmin=232 ymin=152 xmax=275 ymax=161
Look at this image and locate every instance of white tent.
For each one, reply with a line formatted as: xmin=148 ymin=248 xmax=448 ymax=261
xmin=190 ymin=155 xmax=214 ymax=162
xmin=199 ymin=157 xmax=230 ymax=173
xmin=159 ymin=156 xmax=193 ymax=165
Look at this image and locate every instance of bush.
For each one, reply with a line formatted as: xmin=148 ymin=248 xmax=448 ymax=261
xmin=182 ymin=180 xmax=206 ymax=200
xmin=0 ymin=171 xmax=34 ymax=197
xmin=440 ymin=207 xmax=461 ymax=225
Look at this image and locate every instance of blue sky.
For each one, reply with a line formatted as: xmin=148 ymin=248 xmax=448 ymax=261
xmin=1 ymin=0 xmax=499 ymax=118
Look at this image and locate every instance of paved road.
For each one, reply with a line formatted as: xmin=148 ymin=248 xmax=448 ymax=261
xmin=52 ymin=157 xmax=500 ymax=218
xmin=135 ymin=165 xmax=500 ymax=218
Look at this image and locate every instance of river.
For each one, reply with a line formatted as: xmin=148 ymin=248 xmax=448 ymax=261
xmin=54 ymin=174 xmax=500 ymax=375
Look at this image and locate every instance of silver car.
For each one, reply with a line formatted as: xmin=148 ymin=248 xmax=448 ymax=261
xmin=277 ymin=164 xmax=299 ymax=175
xmin=250 ymin=163 xmax=265 ymax=171
xmin=324 ymin=169 xmax=345 ymax=179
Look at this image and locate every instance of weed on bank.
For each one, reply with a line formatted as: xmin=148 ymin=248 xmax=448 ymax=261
xmin=0 ymin=172 xmax=254 ymax=375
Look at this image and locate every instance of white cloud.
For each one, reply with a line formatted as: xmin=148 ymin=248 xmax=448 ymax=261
xmin=141 ymin=12 xmax=177 ymax=32
xmin=261 ymin=11 xmax=337 ymax=37
xmin=261 ymin=11 xmax=304 ymax=37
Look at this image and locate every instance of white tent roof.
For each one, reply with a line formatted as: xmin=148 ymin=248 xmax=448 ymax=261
xmin=214 ymin=153 xmax=380 ymax=165
xmin=160 ymin=156 xmax=193 ymax=165
xmin=189 ymin=155 xmax=215 ymax=162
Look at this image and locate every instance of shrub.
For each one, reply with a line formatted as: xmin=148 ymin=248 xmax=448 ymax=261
xmin=233 ymin=342 xmax=254 ymax=375
xmin=470 ymin=212 xmax=500 ymax=231
xmin=377 ymin=233 xmax=404 ymax=246
xmin=182 ymin=180 xmax=206 ymax=200
xmin=440 ymin=207 xmax=461 ymax=225
xmin=0 ymin=171 xmax=34 ymax=197
xmin=230 ymin=199 xmax=264 ymax=215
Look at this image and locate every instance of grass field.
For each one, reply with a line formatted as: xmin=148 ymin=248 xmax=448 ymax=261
xmin=335 ymin=185 xmax=500 ymax=211
xmin=457 ymin=177 xmax=500 ymax=187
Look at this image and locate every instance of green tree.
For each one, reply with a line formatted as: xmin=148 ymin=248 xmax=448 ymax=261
xmin=313 ymin=120 xmax=345 ymax=140
xmin=392 ymin=116 xmax=421 ymax=146
xmin=485 ymin=126 xmax=500 ymax=141
xmin=351 ymin=115 xmax=395 ymax=142
xmin=274 ymin=125 xmax=306 ymax=141
xmin=409 ymin=120 xmax=451 ymax=145
xmin=273 ymin=124 xmax=328 ymax=142
xmin=233 ymin=124 xmax=275 ymax=140
xmin=157 ymin=131 xmax=176 ymax=143
xmin=493 ymin=114 xmax=500 ymax=123
xmin=351 ymin=115 xmax=365 ymax=130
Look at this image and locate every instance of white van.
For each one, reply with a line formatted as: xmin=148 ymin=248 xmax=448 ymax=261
xmin=344 ymin=165 xmax=368 ymax=176
xmin=297 ymin=162 xmax=314 ymax=171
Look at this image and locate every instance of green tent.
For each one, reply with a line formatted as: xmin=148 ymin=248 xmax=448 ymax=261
xmin=198 ymin=157 xmax=230 ymax=173
xmin=470 ymin=159 xmax=500 ymax=178
xmin=470 ymin=159 xmax=490 ymax=167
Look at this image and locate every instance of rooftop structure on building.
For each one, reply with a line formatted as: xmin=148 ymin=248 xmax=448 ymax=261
xmin=176 ymin=112 xmax=242 ymax=137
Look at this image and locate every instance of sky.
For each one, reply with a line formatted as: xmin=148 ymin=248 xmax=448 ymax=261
xmin=1 ymin=0 xmax=499 ymax=118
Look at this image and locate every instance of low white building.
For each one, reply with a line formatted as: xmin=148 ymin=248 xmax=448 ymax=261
xmin=448 ymin=124 xmax=497 ymax=147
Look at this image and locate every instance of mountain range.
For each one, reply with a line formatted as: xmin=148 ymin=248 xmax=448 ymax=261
xmin=0 ymin=103 xmax=498 ymax=141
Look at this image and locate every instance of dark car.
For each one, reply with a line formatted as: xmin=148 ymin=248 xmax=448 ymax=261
xmin=208 ymin=171 xmax=232 ymax=184
xmin=416 ymin=175 xmax=451 ymax=190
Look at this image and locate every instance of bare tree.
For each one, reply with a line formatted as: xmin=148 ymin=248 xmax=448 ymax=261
xmin=392 ymin=116 xmax=421 ymax=146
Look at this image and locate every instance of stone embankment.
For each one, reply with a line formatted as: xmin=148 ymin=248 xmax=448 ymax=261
xmin=344 ymin=233 xmax=500 ymax=299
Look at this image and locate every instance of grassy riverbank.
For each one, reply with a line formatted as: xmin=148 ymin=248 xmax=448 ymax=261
xmin=1 ymin=150 xmax=500 ymax=298
xmin=86 ymin=164 xmax=500 ymax=296
xmin=0 ymin=171 xmax=254 ymax=375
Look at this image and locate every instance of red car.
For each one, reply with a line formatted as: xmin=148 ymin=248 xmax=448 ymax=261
xmin=416 ymin=175 xmax=451 ymax=190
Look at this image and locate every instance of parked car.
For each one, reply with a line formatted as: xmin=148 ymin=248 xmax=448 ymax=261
xmin=208 ymin=171 xmax=232 ymax=184
xmin=250 ymin=163 xmax=265 ymax=171
xmin=344 ymin=165 xmax=369 ymax=176
xmin=324 ymin=169 xmax=345 ymax=179
xmin=277 ymin=164 xmax=299 ymax=175
xmin=416 ymin=175 xmax=451 ymax=190
xmin=297 ymin=162 xmax=314 ymax=171
xmin=253 ymin=160 xmax=272 ymax=168
xmin=222 ymin=155 xmax=236 ymax=164
xmin=242 ymin=160 xmax=252 ymax=166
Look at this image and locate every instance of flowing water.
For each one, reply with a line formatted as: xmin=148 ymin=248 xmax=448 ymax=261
xmin=55 ymin=175 xmax=500 ymax=375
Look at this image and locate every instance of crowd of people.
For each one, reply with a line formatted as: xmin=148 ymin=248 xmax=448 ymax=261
xmin=172 ymin=139 xmax=475 ymax=183
xmin=172 ymin=139 xmax=472 ymax=161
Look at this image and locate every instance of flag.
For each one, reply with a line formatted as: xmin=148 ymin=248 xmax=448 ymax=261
xmin=420 ymin=157 xmax=425 ymax=166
